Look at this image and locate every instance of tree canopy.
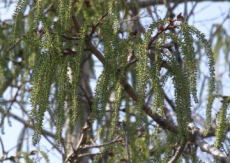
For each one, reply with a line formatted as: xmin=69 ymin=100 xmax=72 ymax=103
xmin=0 ymin=0 xmax=230 ymax=162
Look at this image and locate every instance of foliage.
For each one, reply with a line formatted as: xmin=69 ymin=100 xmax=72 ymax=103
xmin=0 ymin=0 xmax=230 ymax=162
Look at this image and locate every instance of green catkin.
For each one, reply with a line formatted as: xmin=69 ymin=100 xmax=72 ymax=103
xmin=0 ymin=62 xmax=5 ymax=95
xmin=13 ymin=0 xmax=27 ymax=36
xmin=188 ymin=26 xmax=215 ymax=131
xmin=58 ymin=0 xmax=72 ymax=30
xmin=32 ymin=0 xmax=43 ymax=31
xmin=136 ymin=41 xmax=148 ymax=106
xmin=31 ymin=54 xmax=55 ymax=144
xmin=171 ymin=58 xmax=192 ymax=137
xmin=31 ymin=20 xmax=62 ymax=144
xmin=214 ymin=98 xmax=229 ymax=148
xmin=152 ymin=50 xmax=164 ymax=114
xmin=181 ymin=22 xmax=198 ymax=103
xmin=93 ymin=66 xmax=111 ymax=120
xmin=14 ymin=0 xmax=26 ymax=17
xmin=65 ymin=0 xmax=73 ymax=30
xmin=109 ymin=1 xmax=119 ymax=34
xmin=93 ymin=6 xmax=119 ymax=121
xmin=69 ymin=28 xmax=85 ymax=127
xmin=153 ymin=35 xmax=167 ymax=114
xmin=94 ymin=72 xmax=108 ymax=111
xmin=110 ymin=82 xmax=122 ymax=138
xmin=55 ymin=58 xmax=68 ymax=143
xmin=58 ymin=0 xmax=65 ymax=27
xmin=135 ymin=20 xmax=165 ymax=107
xmin=69 ymin=56 xmax=81 ymax=128
xmin=167 ymin=32 xmax=192 ymax=136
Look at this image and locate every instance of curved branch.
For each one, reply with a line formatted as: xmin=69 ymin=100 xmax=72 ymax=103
xmin=133 ymin=0 xmax=230 ymax=8
xmin=196 ymin=137 xmax=230 ymax=163
xmin=188 ymin=123 xmax=230 ymax=163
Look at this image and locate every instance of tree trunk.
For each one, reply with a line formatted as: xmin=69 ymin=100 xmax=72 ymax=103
xmin=65 ymin=53 xmax=93 ymax=163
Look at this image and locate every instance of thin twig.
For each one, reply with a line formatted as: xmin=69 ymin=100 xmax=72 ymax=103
xmin=168 ymin=141 xmax=187 ymax=163
xmin=89 ymin=12 xmax=108 ymax=37
xmin=133 ymin=0 xmax=229 ymax=8
xmin=0 ymin=109 xmax=59 ymax=140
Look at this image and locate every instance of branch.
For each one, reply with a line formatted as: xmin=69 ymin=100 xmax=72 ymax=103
xmin=196 ymin=137 xmax=230 ymax=163
xmin=86 ymin=39 xmax=105 ymax=64
xmin=65 ymin=137 xmax=122 ymax=162
xmin=80 ymin=138 xmax=122 ymax=150
xmin=133 ymin=0 xmax=229 ymax=8
xmin=89 ymin=12 xmax=108 ymax=38
xmin=121 ymin=77 xmax=177 ymax=132
xmin=64 ymin=122 xmax=90 ymax=163
xmin=168 ymin=141 xmax=187 ymax=163
xmin=77 ymin=152 xmax=102 ymax=159
xmin=0 ymin=108 xmax=58 ymax=140
xmin=188 ymin=123 xmax=230 ymax=163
